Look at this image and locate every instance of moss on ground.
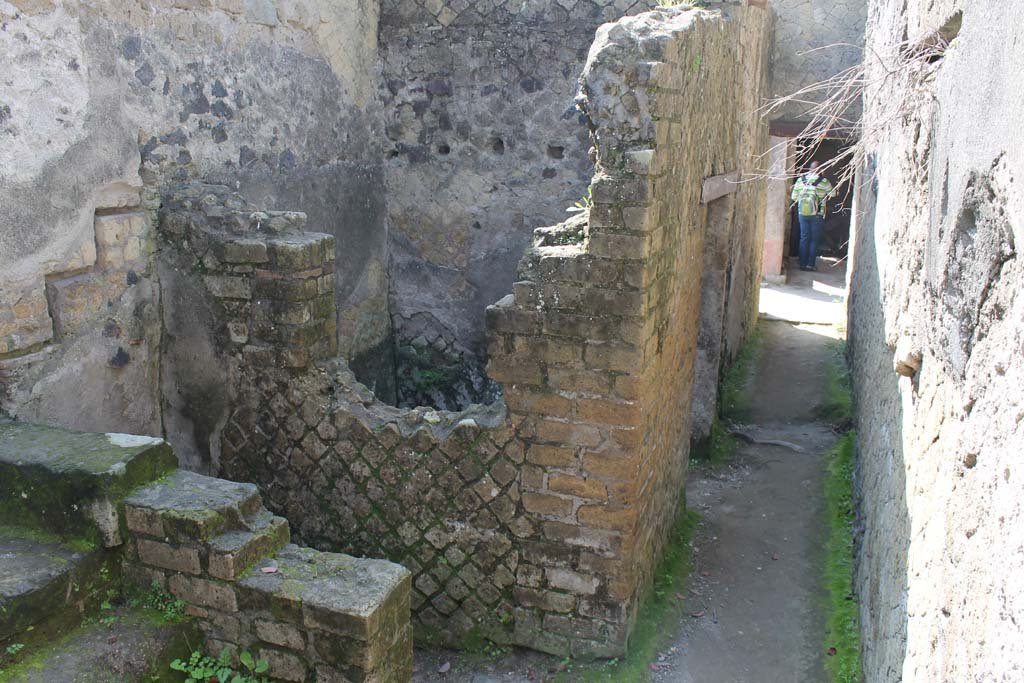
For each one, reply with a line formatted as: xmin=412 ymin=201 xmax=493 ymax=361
xmin=718 ymin=323 xmax=763 ymax=425
xmin=819 ymin=340 xmax=860 ymax=682
xmin=0 ymin=524 xmax=97 ymax=554
xmin=692 ymin=323 xmax=763 ymax=466
xmin=814 ymin=340 xmax=854 ymax=429
xmin=822 ymin=432 xmax=861 ymax=683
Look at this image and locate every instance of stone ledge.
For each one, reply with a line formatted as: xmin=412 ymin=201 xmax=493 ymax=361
xmin=125 ymin=470 xmax=263 ymax=542
xmin=0 ymin=418 xmax=176 ymax=546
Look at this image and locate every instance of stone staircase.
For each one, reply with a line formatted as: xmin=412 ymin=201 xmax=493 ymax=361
xmin=0 ymin=529 xmax=105 ymax=643
xmin=0 ymin=418 xmax=412 ymax=682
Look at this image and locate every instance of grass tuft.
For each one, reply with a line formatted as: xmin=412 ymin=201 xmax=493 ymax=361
xmin=820 ymin=341 xmax=860 ymax=682
xmin=823 ymin=432 xmax=861 ymax=683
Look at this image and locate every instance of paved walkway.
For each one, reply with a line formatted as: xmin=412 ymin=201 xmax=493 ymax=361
xmin=760 ymin=257 xmax=847 ymax=327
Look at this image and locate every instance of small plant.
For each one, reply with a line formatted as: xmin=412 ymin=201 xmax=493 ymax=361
xmin=170 ymin=647 xmax=269 ymax=683
xmin=5 ymin=643 xmax=24 ymax=658
xmin=143 ymin=580 xmax=187 ymax=623
xmin=567 ymin=186 xmax=592 ymax=213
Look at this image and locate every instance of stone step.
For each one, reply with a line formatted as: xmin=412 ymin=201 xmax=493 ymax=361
xmin=0 ymin=606 xmax=196 ymax=682
xmin=234 ymin=544 xmax=412 ymax=683
xmin=207 ymin=511 xmax=290 ymax=581
xmin=0 ymin=527 xmax=108 ymax=644
xmin=124 ymin=469 xmax=265 ymax=543
xmin=0 ymin=417 xmax=177 ymax=547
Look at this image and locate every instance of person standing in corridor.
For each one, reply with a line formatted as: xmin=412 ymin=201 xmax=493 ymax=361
xmin=791 ymin=160 xmax=834 ymax=271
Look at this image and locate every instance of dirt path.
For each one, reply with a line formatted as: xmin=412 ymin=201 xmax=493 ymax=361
xmin=413 ymin=260 xmax=848 ymax=682
xmin=654 ymin=319 xmax=840 ymax=683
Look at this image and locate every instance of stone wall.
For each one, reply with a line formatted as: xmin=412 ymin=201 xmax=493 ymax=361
xmin=157 ymin=183 xmax=337 ymax=471
xmin=378 ymin=0 xmax=661 ymax=409
xmin=769 ymin=0 xmax=867 ymax=122
xmin=167 ymin=3 xmax=773 ymax=659
xmin=848 ymin=1 xmax=1024 ymax=679
xmin=0 ymin=0 xmax=389 ymax=430
xmin=489 ymin=2 xmax=769 ymax=649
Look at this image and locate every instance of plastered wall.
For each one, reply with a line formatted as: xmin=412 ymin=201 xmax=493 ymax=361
xmin=848 ymin=1 xmax=1024 ymax=679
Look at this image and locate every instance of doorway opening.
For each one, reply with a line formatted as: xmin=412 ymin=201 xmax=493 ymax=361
xmin=787 ymin=137 xmax=855 ymax=262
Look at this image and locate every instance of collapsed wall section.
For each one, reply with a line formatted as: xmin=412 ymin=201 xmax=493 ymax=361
xmin=848 ymin=1 xmax=1024 ymax=680
xmin=377 ymin=0 xmax=662 ymax=409
xmin=160 ymin=3 xmax=771 ymax=660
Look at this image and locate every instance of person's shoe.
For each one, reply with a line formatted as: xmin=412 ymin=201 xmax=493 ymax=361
xmin=799 ymin=266 xmax=809 ymax=271
xmin=808 ymin=266 xmax=818 ymax=272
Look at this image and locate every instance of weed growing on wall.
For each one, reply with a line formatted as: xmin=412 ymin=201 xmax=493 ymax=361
xmin=760 ymin=22 xmax=956 ymax=188
xmin=171 ymin=647 xmax=269 ymax=683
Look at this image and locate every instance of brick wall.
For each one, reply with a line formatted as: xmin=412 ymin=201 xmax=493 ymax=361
xmin=488 ymin=3 xmax=771 ymax=654
xmin=159 ymin=184 xmax=337 ymax=371
xmin=167 ymin=4 xmax=771 ymax=661
xmin=378 ymin=0 xmax=663 ymax=409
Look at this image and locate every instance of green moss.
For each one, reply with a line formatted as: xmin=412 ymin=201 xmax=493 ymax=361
xmin=0 ymin=610 xmax=197 ymax=682
xmin=691 ymin=323 xmax=762 ymax=467
xmin=690 ymin=417 xmax=738 ymax=466
xmin=458 ymin=626 xmax=509 ymax=660
xmin=814 ymin=341 xmax=854 ymax=429
xmin=571 ymin=508 xmax=700 ymax=682
xmin=161 ymin=509 xmax=226 ymax=541
xmin=0 ymin=524 xmax=97 ymax=554
xmin=822 ymin=432 xmax=861 ymax=683
xmin=718 ymin=323 xmax=763 ymax=425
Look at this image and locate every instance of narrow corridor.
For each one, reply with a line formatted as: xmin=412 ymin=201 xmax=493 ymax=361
xmin=659 ymin=257 xmax=847 ymax=682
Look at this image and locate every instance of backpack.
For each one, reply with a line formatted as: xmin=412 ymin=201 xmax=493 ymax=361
xmin=798 ymin=175 xmax=827 ymax=216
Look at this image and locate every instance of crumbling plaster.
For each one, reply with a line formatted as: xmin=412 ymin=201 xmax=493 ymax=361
xmin=0 ymin=0 xmax=389 ymax=434
xmin=848 ymin=0 xmax=1024 ymax=680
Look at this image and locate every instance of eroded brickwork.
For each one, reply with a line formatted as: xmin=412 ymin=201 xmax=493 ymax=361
xmin=489 ymin=3 xmax=771 ymax=652
xmin=379 ymin=0 xmax=662 ymax=409
xmin=197 ymin=4 xmax=771 ymax=659
xmin=124 ymin=469 xmax=412 ymax=683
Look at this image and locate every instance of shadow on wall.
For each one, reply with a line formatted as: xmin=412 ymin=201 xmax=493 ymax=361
xmin=848 ymin=162 xmax=911 ymax=679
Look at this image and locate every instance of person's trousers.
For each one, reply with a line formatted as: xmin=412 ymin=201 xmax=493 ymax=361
xmin=798 ymin=214 xmax=824 ymax=269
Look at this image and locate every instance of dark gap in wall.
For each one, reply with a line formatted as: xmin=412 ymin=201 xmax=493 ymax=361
xmin=354 ymin=310 xmax=502 ymax=413
xmin=938 ymin=11 xmax=963 ymax=45
xmin=438 ymin=143 xmax=451 ymax=155
xmin=491 ymin=137 xmax=505 ymax=155
xmin=905 ymin=11 xmax=961 ymax=64
xmin=547 ymin=145 xmax=564 ymax=159
xmin=789 ymin=137 xmax=855 ymax=258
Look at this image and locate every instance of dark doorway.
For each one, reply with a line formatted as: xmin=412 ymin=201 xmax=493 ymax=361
xmin=788 ymin=138 xmax=854 ymax=259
